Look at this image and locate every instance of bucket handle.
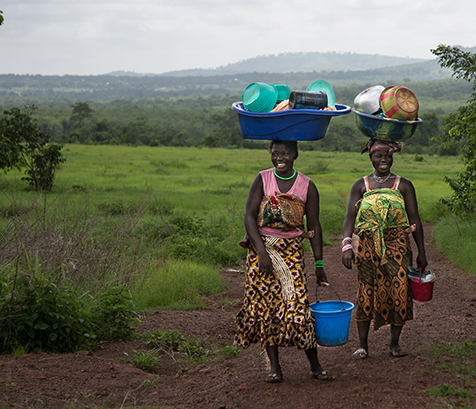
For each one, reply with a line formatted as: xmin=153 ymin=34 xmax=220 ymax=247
xmin=315 ymin=282 xmax=346 ymax=311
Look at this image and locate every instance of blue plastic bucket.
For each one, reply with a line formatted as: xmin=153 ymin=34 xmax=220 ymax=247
xmin=310 ymin=301 xmax=355 ymax=346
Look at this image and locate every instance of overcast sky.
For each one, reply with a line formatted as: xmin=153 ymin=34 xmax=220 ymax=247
xmin=1 ymin=0 xmax=475 ymax=76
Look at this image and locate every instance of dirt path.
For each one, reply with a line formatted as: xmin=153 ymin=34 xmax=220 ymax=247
xmin=1 ymin=225 xmax=475 ymax=409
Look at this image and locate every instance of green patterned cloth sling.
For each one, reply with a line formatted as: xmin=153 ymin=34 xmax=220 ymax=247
xmin=355 ymin=175 xmax=410 ymax=264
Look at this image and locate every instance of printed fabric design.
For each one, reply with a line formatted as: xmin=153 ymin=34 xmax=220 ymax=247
xmin=234 ymin=236 xmax=317 ymax=350
xmin=355 ymin=229 xmax=413 ymax=330
xmin=257 ymin=193 xmax=306 ymax=232
xmin=355 ymin=188 xmax=409 ymax=264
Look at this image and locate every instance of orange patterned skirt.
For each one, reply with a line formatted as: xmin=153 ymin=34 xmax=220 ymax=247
xmin=234 ymin=236 xmax=317 ymax=350
xmin=355 ymin=229 xmax=413 ymax=330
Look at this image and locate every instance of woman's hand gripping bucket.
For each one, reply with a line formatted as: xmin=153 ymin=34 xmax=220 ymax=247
xmin=310 ymin=283 xmax=355 ymax=346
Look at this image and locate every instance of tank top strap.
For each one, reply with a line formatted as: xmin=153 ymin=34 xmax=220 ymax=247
xmin=363 ymin=176 xmax=370 ymax=192
xmin=289 ymin=172 xmax=310 ymax=202
xmin=392 ymin=175 xmax=401 ymax=190
xmin=260 ymin=168 xmax=279 ymax=196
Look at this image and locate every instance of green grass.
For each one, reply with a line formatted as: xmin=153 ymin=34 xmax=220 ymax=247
xmin=131 ymin=259 xmax=228 ymax=311
xmin=432 ymin=217 xmax=476 ymax=276
xmin=1 ymin=145 xmax=461 ymax=223
xmin=0 ymin=145 xmax=469 ymax=311
xmin=426 ymin=384 xmax=474 ymax=400
xmin=122 ymin=349 xmax=161 ymax=373
xmin=140 ymin=329 xmax=241 ymax=369
xmin=425 ymin=340 xmax=476 ymax=408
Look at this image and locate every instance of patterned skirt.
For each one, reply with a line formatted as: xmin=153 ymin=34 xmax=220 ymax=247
xmin=234 ymin=235 xmax=317 ymax=350
xmin=355 ymin=228 xmax=413 ymax=330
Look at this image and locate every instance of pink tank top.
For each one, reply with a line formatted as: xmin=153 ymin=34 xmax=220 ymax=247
xmin=258 ymin=168 xmax=310 ymax=238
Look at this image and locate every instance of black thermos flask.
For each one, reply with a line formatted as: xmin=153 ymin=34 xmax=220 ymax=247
xmin=289 ymin=91 xmax=328 ymax=110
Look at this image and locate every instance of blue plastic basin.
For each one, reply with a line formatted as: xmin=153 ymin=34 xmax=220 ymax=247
xmin=231 ymin=101 xmax=351 ymax=141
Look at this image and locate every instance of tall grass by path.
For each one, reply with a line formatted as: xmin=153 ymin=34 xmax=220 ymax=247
xmin=1 ymin=145 xmax=460 ymax=243
xmin=432 ymin=217 xmax=476 ymax=276
xmin=132 ymin=259 xmax=228 ymax=311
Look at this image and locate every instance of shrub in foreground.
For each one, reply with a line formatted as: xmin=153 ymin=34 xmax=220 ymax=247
xmin=0 ymin=255 xmax=138 ymax=354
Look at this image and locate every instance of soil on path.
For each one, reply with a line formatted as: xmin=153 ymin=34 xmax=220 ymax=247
xmin=1 ymin=225 xmax=475 ymax=409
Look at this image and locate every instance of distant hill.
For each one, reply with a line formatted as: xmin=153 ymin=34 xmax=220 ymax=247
xmin=109 ymin=52 xmax=428 ymax=77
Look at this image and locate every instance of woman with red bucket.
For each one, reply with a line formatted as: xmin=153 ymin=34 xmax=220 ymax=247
xmin=342 ymin=139 xmax=428 ymax=359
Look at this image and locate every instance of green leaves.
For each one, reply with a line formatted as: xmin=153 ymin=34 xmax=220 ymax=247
xmin=432 ymin=46 xmax=476 ymax=219
xmin=91 ymin=286 xmax=139 ymax=342
xmin=431 ymin=44 xmax=476 ymax=83
xmin=122 ymin=349 xmax=161 ymax=373
xmin=0 ymin=105 xmax=65 ymax=191
xmin=0 ymin=255 xmax=138 ymax=354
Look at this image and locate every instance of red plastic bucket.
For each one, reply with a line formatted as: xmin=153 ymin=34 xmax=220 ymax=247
xmin=410 ymin=271 xmax=435 ymax=302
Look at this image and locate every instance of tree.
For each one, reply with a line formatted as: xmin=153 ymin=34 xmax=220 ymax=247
xmin=0 ymin=105 xmax=65 ymax=191
xmin=404 ymin=113 xmax=441 ymax=153
xmin=210 ymin=109 xmax=242 ymax=147
xmin=431 ymin=45 xmax=476 ymax=218
xmin=69 ymin=101 xmax=94 ymax=129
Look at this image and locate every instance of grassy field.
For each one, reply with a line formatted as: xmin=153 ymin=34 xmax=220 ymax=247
xmin=0 ymin=144 xmax=463 ymax=240
xmin=3 ymin=144 xmax=459 ymax=216
xmin=0 ymin=145 xmax=468 ymax=313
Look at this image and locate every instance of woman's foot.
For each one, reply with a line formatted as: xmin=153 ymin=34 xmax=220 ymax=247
xmin=352 ymin=348 xmax=368 ymax=360
xmin=311 ymin=369 xmax=335 ymax=381
xmin=266 ymin=372 xmax=283 ymax=383
xmin=390 ymin=347 xmax=408 ymax=357
xmin=265 ymin=346 xmax=282 ymax=382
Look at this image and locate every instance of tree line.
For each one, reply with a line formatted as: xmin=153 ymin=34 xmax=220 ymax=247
xmin=0 ymin=88 xmax=463 ymax=157
xmin=25 ymin=98 xmax=451 ymax=155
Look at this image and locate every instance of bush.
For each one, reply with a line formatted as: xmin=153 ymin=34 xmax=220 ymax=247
xmin=0 ymin=253 xmax=139 ymax=354
xmin=432 ymin=45 xmax=476 ymax=219
xmin=155 ymin=213 xmax=245 ymax=266
xmin=90 ymin=286 xmax=139 ymax=341
xmin=0 ymin=255 xmax=95 ymax=353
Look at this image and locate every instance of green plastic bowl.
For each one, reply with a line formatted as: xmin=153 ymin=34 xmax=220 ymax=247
xmin=307 ymin=79 xmax=336 ymax=107
xmin=242 ymin=82 xmax=278 ymax=112
xmin=271 ymin=83 xmax=292 ymax=103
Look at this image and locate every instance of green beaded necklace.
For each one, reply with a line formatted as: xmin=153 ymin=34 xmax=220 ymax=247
xmin=274 ymin=168 xmax=296 ymax=180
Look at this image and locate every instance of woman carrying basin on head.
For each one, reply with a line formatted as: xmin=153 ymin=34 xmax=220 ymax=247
xmin=341 ymin=139 xmax=427 ymax=359
xmin=235 ymin=139 xmax=334 ymax=383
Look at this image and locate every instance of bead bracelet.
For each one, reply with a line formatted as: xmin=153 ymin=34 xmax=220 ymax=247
xmin=342 ymin=244 xmax=353 ymax=253
xmin=342 ymin=237 xmax=352 ymax=246
xmin=314 ymin=260 xmax=324 ymax=268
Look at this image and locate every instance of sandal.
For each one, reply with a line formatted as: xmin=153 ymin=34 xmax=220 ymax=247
xmin=311 ymin=370 xmax=335 ymax=381
xmin=352 ymin=348 xmax=368 ymax=360
xmin=390 ymin=347 xmax=408 ymax=358
xmin=266 ymin=372 xmax=283 ymax=383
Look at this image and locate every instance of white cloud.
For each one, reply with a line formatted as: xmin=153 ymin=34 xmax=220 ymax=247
xmin=0 ymin=0 xmax=475 ymax=75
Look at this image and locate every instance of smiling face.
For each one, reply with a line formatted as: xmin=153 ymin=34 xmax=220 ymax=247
xmin=270 ymin=142 xmax=297 ymax=176
xmin=370 ymin=149 xmax=393 ymax=175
